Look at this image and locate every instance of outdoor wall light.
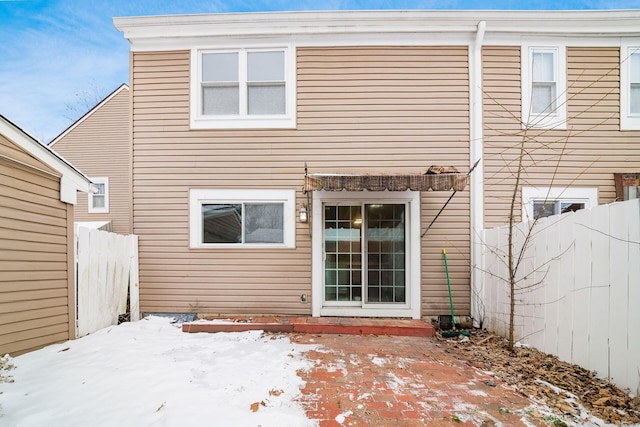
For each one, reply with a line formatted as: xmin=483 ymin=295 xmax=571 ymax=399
xmin=299 ymin=206 xmax=308 ymax=223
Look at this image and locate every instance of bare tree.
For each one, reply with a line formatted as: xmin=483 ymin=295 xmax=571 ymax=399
xmin=64 ymin=80 xmax=107 ymax=123
xmin=481 ymin=56 xmax=621 ymax=350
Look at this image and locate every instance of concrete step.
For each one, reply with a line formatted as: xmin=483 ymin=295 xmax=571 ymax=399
xmin=182 ymin=317 xmax=435 ymax=337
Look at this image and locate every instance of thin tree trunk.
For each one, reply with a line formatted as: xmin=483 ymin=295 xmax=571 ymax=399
xmin=507 ymin=136 xmax=526 ymax=350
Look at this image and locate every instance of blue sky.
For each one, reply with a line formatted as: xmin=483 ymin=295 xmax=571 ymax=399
xmin=1 ymin=0 xmax=639 ymax=143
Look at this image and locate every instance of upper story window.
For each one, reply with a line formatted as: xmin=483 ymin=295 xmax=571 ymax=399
xmin=621 ymin=43 xmax=640 ymax=130
xmin=191 ymin=47 xmax=296 ymax=129
xmin=89 ymin=177 xmax=109 ymax=214
xmin=522 ymin=187 xmax=597 ymax=221
xmin=522 ymin=45 xmax=567 ymax=130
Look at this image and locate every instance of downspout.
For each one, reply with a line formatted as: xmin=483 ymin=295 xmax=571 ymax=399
xmin=470 ymin=21 xmax=486 ymax=328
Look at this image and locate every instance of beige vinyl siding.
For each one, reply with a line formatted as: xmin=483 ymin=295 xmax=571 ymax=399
xmin=52 ymin=88 xmax=131 ymax=234
xmin=483 ymin=46 xmax=640 ymax=228
xmin=0 ymin=154 xmax=71 ymax=356
xmin=0 ymin=135 xmax=58 ymax=176
xmin=132 ymin=47 xmax=470 ymax=317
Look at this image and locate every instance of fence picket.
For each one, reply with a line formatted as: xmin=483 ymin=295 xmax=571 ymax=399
xmin=129 ymin=236 xmax=140 ymax=322
xmin=543 ymin=216 xmax=561 ymax=356
xmin=609 ymin=203 xmax=630 ymax=389
xmin=627 ymin=201 xmax=640 ymax=396
xmin=590 ymin=205 xmax=611 ymax=379
xmin=572 ymin=208 xmax=592 ymax=369
xmin=557 ymin=214 xmax=575 ymax=363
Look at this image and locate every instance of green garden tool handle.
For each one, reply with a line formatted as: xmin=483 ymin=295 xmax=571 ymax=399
xmin=442 ymin=249 xmax=456 ymax=329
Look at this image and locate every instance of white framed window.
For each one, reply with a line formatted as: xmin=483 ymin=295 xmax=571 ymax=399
xmin=190 ymin=47 xmax=296 ymax=129
xmin=88 ymin=177 xmax=109 ymax=214
xmin=189 ymin=189 xmax=296 ymax=248
xmin=522 ymin=187 xmax=597 ymax=221
xmin=522 ymin=45 xmax=567 ymax=130
xmin=621 ymin=42 xmax=640 ymax=130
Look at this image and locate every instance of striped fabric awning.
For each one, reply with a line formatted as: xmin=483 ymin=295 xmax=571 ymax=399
xmin=304 ymin=168 xmax=467 ymax=192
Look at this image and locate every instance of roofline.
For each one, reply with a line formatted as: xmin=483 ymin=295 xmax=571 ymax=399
xmin=0 ymin=115 xmax=92 ymax=200
xmin=49 ymin=83 xmax=129 ymax=147
xmin=114 ymin=9 xmax=640 ymax=42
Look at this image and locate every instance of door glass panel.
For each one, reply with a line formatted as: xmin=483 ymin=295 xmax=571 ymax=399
xmin=366 ymin=204 xmax=406 ymax=303
xmin=324 ymin=205 xmax=362 ymax=302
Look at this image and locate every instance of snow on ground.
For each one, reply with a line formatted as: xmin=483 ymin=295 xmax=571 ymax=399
xmin=0 ymin=316 xmax=317 ymax=427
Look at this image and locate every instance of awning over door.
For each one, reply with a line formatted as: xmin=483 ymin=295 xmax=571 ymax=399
xmin=304 ymin=167 xmax=467 ymax=192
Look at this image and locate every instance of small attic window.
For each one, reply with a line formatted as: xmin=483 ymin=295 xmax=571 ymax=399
xmin=89 ymin=177 xmax=109 ymax=213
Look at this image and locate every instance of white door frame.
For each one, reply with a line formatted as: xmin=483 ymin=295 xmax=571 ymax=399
xmin=311 ymin=190 xmax=421 ymax=319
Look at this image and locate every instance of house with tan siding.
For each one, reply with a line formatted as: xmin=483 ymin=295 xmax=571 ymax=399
xmin=114 ymin=10 xmax=640 ymax=322
xmin=49 ymin=84 xmax=132 ymax=235
xmin=0 ymin=115 xmax=92 ymax=355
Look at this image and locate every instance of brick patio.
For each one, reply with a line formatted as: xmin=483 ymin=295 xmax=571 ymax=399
xmin=291 ymin=333 xmax=546 ymax=427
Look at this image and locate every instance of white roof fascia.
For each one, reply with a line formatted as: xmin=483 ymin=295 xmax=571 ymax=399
xmin=0 ymin=115 xmax=93 ymax=203
xmin=114 ymin=10 xmax=640 ymax=49
xmin=49 ymin=83 xmax=129 ymax=147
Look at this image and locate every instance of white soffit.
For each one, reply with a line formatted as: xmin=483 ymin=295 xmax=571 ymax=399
xmin=114 ymin=10 xmax=640 ymax=50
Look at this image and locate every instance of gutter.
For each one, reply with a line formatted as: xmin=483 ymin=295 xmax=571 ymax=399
xmin=470 ymin=21 xmax=486 ymax=328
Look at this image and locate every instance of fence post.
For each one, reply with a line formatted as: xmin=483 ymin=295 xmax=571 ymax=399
xmin=129 ymin=235 xmax=140 ymax=321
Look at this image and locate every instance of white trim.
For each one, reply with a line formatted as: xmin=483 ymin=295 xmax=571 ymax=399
xmin=522 ymin=186 xmax=598 ymax=221
xmin=114 ymin=10 xmax=640 ymax=46
xmin=88 ymin=177 xmax=109 ymax=214
xmin=190 ymin=46 xmax=296 ymax=130
xmin=49 ymin=84 xmax=129 ymax=146
xmin=470 ymin=21 xmax=485 ymax=329
xmin=0 ymin=115 xmax=92 ymax=203
xmin=621 ymin=41 xmax=640 ymax=130
xmin=114 ymin=9 xmax=640 ymax=54
xmin=311 ymin=190 xmax=421 ymax=319
xmin=119 ymin=33 xmax=640 ymax=53
xmin=61 ymin=176 xmax=78 ymax=205
xmin=189 ymin=189 xmax=295 ymax=248
xmin=521 ymin=44 xmax=567 ymax=130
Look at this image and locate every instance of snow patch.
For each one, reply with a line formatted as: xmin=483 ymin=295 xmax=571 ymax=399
xmin=0 ymin=316 xmax=317 ymax=426
xmin=370 ymin=356 xmax=387 ymax=366
xmin=326 ymin=358 xmax=348 ymax=377
xmin=386 ymin=372 xmax=405 ymax=391
xmin=335 ymin=410 xmax=352 ymax=424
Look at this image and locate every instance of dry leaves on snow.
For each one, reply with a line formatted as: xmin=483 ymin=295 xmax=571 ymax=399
xmin=250 ymin=388 xmax=285 ymax=412
xmin=249 ymin=401 xmax=266 ymax=412
xmin=437 ymin=330 xmax=640 ymax=425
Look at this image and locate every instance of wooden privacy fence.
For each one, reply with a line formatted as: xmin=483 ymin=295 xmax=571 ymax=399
xmin=481 ymin=199 xmax=640 ymax=395
xmin=76 ymin=227 xmax=139 ymax=337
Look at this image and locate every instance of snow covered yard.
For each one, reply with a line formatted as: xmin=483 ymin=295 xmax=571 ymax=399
xmin=0 ymin=316 xmax=317 ymax=427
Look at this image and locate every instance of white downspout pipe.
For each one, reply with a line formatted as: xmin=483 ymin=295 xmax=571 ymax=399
xmin=470 ymin=21 xmax=486 ymax=328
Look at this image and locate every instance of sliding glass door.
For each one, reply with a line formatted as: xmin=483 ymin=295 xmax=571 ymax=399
xmin=324 ymin=203 xmax=406 ymax=307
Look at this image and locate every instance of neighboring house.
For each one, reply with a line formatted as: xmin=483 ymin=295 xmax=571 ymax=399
xmin=49 ymin=84 xmax=131 ymax=235
xmin=0 ymin=115 xmax=92 ymax=355
xmin=114 ymin=10 xmax=640 ymax=321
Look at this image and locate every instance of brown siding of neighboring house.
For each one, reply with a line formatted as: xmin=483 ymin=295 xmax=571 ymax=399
xmin=0 ymin=142 xmax=72 ymax=355
xmin=52 ymin=88 xmax=131 ymax=234
xmin=482 ymin=46 xmax=640 ymax=228
xmin=131 ymin=47 xmax=471 ymax=317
